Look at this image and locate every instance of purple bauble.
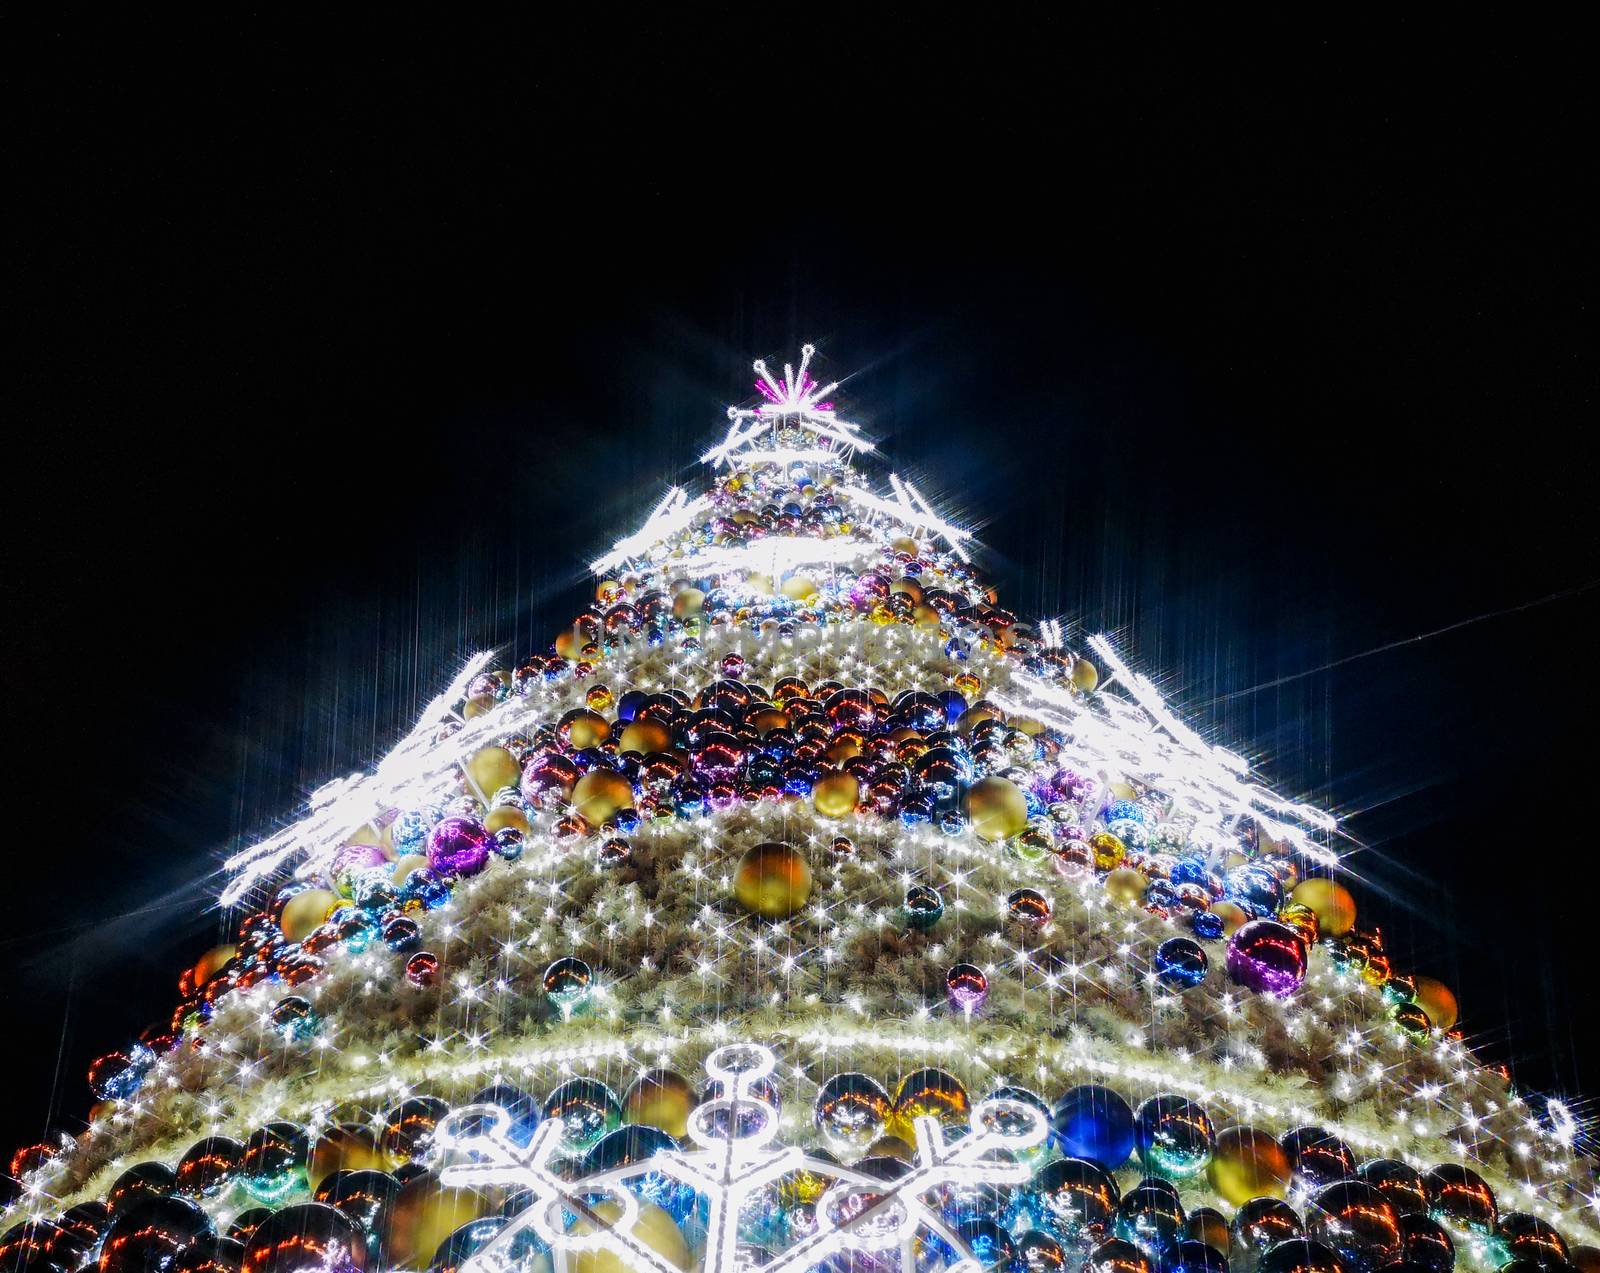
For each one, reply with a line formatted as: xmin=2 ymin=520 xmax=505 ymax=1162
xmin=946 ymin=962 xmax=989 ymax=1014
xmin=1226 ymin=919 xmax=1309 ymax=997
xmin=425 ymin=816 xmax=492 ymax=878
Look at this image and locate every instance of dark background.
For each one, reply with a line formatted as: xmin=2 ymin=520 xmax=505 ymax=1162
xmin=7 ymin=18 xmax=1597 ymax=1167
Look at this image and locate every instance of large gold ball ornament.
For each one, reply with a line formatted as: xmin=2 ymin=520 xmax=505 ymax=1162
xmin=733 ymin=842 xmax=813 ymax=918
xmin=308 ymin=1124 xmax=388 ymax=1190
xmin=559 ymin=710 xmax=610 ymax=750
xmin=1208 ymin=901 xmax=1249 ymax=936
xmin=280 ymin=889 xmax=338 ymax=943
xmin=1208 ymin=1126 xmax=1291 ymax=1204
xmin=623 ymin=1069 xmax=696 ymax=1139
xmin=618 ymin=720 xmax=671 ymax=755
xmin=812 ymin=771 xmax=860 ymax=819
xmin=1290 ymin=878 xmax=1357 ymax=937
xmin=379 ymin=1172 xmax=495 ymax=1269
xmin=192 ymin=944 xmax=237 ymax=986
xmin=889 ymin=1068 xmax=970 ymax=1138
xmin=1071 ymin=657 xmax=1099 ymax=692
xmin=571 ymin=770 xmax=634 ymax=827
xmin=750 ymin=708 xmax=791 ymax=736
xmin=1413 ymin=976 xmax=1459 ymax=1031
xmin=465 ymin=746 xmax=522 ymax=799
xmin=956 ymin=706 xmax=1001 ymax=735
xmin=964 ymin=777 xmax=1029 ymax=842
xmin=461 ymin=694 xmax=496 ymax=719
xmin=1103 ymin=867 xmax=1147 ymax=906
xmin=568 ymin=1200 xmax=691 ymax=1273
xmin=865 ymin=1134 xmax=916 ymax=1163
xmin=672 ymin=588 xmax=705 ymax=618
xmin=484 ymin=805 xmax=530 ymax=836
xmin=781 ymin=575 xmax=817 ymax=601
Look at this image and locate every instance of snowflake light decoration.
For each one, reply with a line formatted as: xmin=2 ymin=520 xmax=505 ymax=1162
xmin=437 ymin=1042 xmax=1046 ymax=1273
xmin=701 ymin=345 xmax=875 ymax=469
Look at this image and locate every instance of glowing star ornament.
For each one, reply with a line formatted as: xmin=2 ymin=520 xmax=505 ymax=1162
xmin=701 ymin=345 xmax=875 ymax=470
xmin=436 ymin=1042 xmax=1046 ymax=1273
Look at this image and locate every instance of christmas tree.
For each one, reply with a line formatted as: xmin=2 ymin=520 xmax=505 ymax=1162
xmin=5 ymin=348 xmax=1593 ymax=1273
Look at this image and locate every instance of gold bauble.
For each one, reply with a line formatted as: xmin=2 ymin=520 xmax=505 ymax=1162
xmin=964 ymin=777 xmax=1029 ymax=842
xmin=865 ymin=1134 xmax=916 ymax=1162
xmin=1188 ymin=1208 xmax=1231 ymax=1254
xmin=623 ymin=1069 xmax=696 ymax=1139
xmin=379 ymin=1172 xmax=495 ymax=1269
xmin=308 ymin=1124 xmax=388 ymax=1190
xmin=812 ymin=771 xmax=860 ymax=819
xmin=913 ymin=604 xmax=942 ymax=628
xmin=568 ymin=1200 xmax=691 ymax=1273
xmin=1071 ymin=657 xmax=1099 ymax=692
xmin=192 ymin=944 xmax=237 ymax=986
xmin=889 ymin=579 xmax=923 ymax=604
xmin=561 ymin=710 xmax=610 ymax=750
xmin=1107 ymin=781 xmax=1140 ymax=803
xmin=465 ymin=747 xmax=522 ymax=799
xmin=956 ymin=706 xmax=1001 ymax=735
xmin=890 ymin=535 xmax=919 ymax=555
xmin=750 ymin=708 xmax=791 ymax=736
xmin=461 ymin=694 xmax=496 ymax=719
xmin=780 ymin=575 xmax=817 ymax=601
xmin=392 ymin=854 xmax=429 ymax=884
xmin=281 ymin=889 xmax=338 ymax=943
xmin=733 ymin=842 xmax=813 ymax=918
xmin=1290 ymin=878 xmax=1357 ymax=938
xmin=672 ymin=588 xmax=705 ymax=618
xmin=571 ymin=769 xmax=634 ymax=827
xmin=1010 ymin=716 xmax=1046 ymax=736
xmin=1103 ymin=867 xmax=1147 ymax=906
xmin=1208 ymin=901 xmax=1249 ymax=936
xmin=485 ymin=805 xmax=530 ymax=836
xmin=618 ymin=720 xmax=671 ymax=755
xmin=1089 ymin=831 xmax=1126 ymax=871
xmin=889 ymin=1068 xmax=970 ymax=1139
xmin=1208 ymin=1126 xmax=1291 ymax=1204
xmin=554 ymin=630 xmax=583 ymax=660
xmin=1413 ymin=975 xmax=1459 ymax=1031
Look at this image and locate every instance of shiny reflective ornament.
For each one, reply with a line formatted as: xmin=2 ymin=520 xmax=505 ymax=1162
xmin=1289 ymin=878 xmax=1356 ymax=937
xmin=270 ymin=996 xmax=320 ymax=1042
xmin=582 ymin=1126 xmax=696 ymax=1223
xmin=1187 ymin=1209 xmax=1231 ymax=1255
xmin=381 ymin=916 xmax=421 ymax=953
xmin=1396 ymin=1213 xmax=1454 ymax=1273
xmin=89 ymin=1049 xmax=150 ymax=1102
xmin=814 ymin=1072 xmax=892 ymax=1154
xmin=1161 ymin=1240 xmax=1230 ymax=1273
xmin=381 ymin=1097 xmax=450 ymax=1165
xmin=1104 ymin=867 xmax=1147 ymax=906
xmin=1292 ymin=1134 xmax=1357 ymax=1190
xmin=97 ymin=1196 xmax=213 ymax=1273
xmin=811 ymin=770 xmax=860 ymax=818
xmin=1226 ymin=920 xmax=1309 ymax=997
xmin=890 ymin=1068 xmax=970 ymax=1136
xmin=1357 ymin=1160 xmax=1429 ymax=1216
xmin=1053 ymin=1085 xmax=1135 ymax=1170
xmin=1007 ymin=887 xmax=1053 ymax=926
xmin=241 ymin=1124 xmax=309 ymax=1204
xmin=829 ymin=835 xmax=857 ymax=858
xmin=307 ymin=1127 xmax=388 ymax=1191
xmin=312 ymin=1169 xmax=401 ymax=1235
xmin=564 ymin=1199 xmax=691 ymax=1273
xmin=570 ymin=769 xmax=634 ymax=827
xmin=404 ymin=952 xmax=439 ymax=987
xmin=1389 ymin=1000 xmax=1431 ymax=1043
xmin=1498 ymin=1213 xmax=1569 ymax=1267
xmin=543 ymin=1077 xmax=621 ymax=1151
xmin=1308 ymin=1180 xmax=1401 ymax=1273
xmin=1116 ymin=1179 xmax=1186 ymax=1256
xmin=1427 ymin=1164 xmax=1497 ymax=1234
xmin=424 ymin=817 xmax=492 ymax=879
xmin=1028 ymin=1157 xmax=1120 ymax=1242
xmin=1154 ymin=938 xmax=1209 ymax=990
xmin=1134 ymin=1096 xmax=1214 ymax=1179
xmin=596 ymin=837 xmax=631 ymax=869
xmin=1209 ymin=1126 xmax=1292 ymax=1204
xmin=965 ymin=776 xmax=1029 ymax=841
xmin=280 ymin=890 xmax=339 ymax=944
xmin=1018 ymin=1231 xmax=1071 ymax=1272
xmin=1090 ymin=831 xmax=1127 ymax=871
xmin=175 ymin=1137 xmax=243 ymax=1199
xmin=945 ymin=962 xmax=989 ymax=1013
xmin=1230 ymin=1197 xmax=1305 ymax=1266
xmin=541 ymin=955 xmax=592 ymax=1016
xmin=622 ymin=1068 xmax=696 ymax=1139
xmin=903 ymin=884 xmax=944 ymax=929
xmin=240 ymin=1203 xmax=367 ymax=1273
xmin=464 ymin=747 xmax=521 ymax=801
xmin=1087 ymin=1237 xmax=1152 ymax=1273
xmin=173 ymin=1235 xmax=246 ymax=1273
xmin=1256 ymin=1239 xmax=1345 ymax=1273
xmin=733 ymin=841 xmax=813 ymax=918
xmin=375 ymin=1174 xmax=493 ymax=1272
xmin=1412 ymin=977 xmax=1459 ymax=1031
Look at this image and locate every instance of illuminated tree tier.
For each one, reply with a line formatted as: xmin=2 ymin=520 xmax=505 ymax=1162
xmin=4 ymin=348 xmax=1594 ymax=1273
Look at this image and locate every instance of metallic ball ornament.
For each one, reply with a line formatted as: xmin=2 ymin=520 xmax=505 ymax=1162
xmin=1498 ymin=1213 xmax=1570 ymax=1267
xmin=1226 ymin=920 xmax=1309 ymax=997
xmin=280 ymin=890 xmax=338 ymax=944
xmin=240 ymin=1203 xmax=367 ymax=1273
xmin=1134 ymin=1096 xmax=1215 ymax=1179
xmin=241 ymin=1124 xmax=309 ymax=1204
xmin=570 ymin=769 xmax=635 ymax=828
xmin=1230 ymin=1197 xmax=1305 ymax=1266
xmin=903 ymin=884 xmax=944 ymax=929
xmin=1308 ymin=1181 xmax=1401 ymax=1273
xmin=945 ymin=962 xmax=989 ymax=1013
xmin=1187 ymin=1209 xmax=1231 ymax=1255
xmin=312 ymin=1169 xmax=402 ymax=1236
xmin=1396 ymin=1213 xmax=1455 ymax=1273
xmin=97 ymin=1196 xmax=213 ymax=1273
xmin=814 ymin=1072 xmax=892 ymax=1154
xmin=307 ymin=1126 xmax=388 ymax=1192
xmin=1256 ymin=1239 xmax=1346 ymax=1273
xmin=1153 ymin=938 xmax=1209 ymax=990
xmin=1115 ymin=1179 xmax=1187 ymax=1255
xmin=1029 ymin=1156 xmax=1120 ymax=1242
xmin=543 ymin=1078 xmax=621 ymax=1152
xmin=1052 ymin=1086 xmax=1136 ymax=1171
xmin=1289 ymin=878 xmax=1357 ymax=937
xmin=1087 ymin=1237 xmax=1152 ymax=1273
xmin=380 ymin=1097 xmax=450 ymax=1166
xmin=964 ymin=776 xmax=1030 ymax=841
xmin=811 ymin=770 xmax=860 ymax=818
xmin=1412 ymin=977 xmax=1459 ymax=1031
xmin=622 ymin=1069 xmax=696 ymax=1140
xmin=175 ymin=1137 xmax=244 ymax=1199
xmin=541 ymin=955 xmax=593 ymax=1016
xmin=1162 ymin=1240 xmax=1230 ymax=1273
xmin=1104 ymin=867 xmax=1148 ymax=906
xmin=564 ymin=1199 xmax=690 ymax=1273
xmin=375 ymin=1174 xmax=493 ymax=1272
xmin=1007 ymin=887 xmax=1053 ymax=926
xmin=890 ymin=1068 xmax=971 ymax=1137
xmin=1425 ymin=1163 xmax=1497 ymax=1234
xmin=733 ymin=842 xmax=813 ymax=918
xmin=424 ymin=817 xmax=492 ymax=879
xmin=1209 ymin=1126 xmax=1293 ymax=1205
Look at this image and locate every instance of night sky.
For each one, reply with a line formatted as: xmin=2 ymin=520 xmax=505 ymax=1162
xmin=7 ymin=20 xmax=1597 ymax=1167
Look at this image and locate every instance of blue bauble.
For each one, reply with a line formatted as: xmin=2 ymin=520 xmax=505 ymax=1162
xmin=954 ymin=1217 xmax=1016 ymax=1270
xmin=1153 ymin=938 xmax=1209 ymax=990
xmin=1052 ymin=1086 xmax=1135 ymax=1170
xmin=467 ymin=1083 xmax=542 ymax=1146
xmin=1190 ymin=911 xmax=1226 ymax=941
xmin=1222 ymin=866 xmax=1283 ymax=918
xmin=582 ymin=1125 xmax=696 ymax=1223
xmin=1159 ymin=1239 xmax=1229 ymax=1273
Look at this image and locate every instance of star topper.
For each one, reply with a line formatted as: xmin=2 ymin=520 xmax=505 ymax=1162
xmin=701 ymin=345 xmax=876 ymax=469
